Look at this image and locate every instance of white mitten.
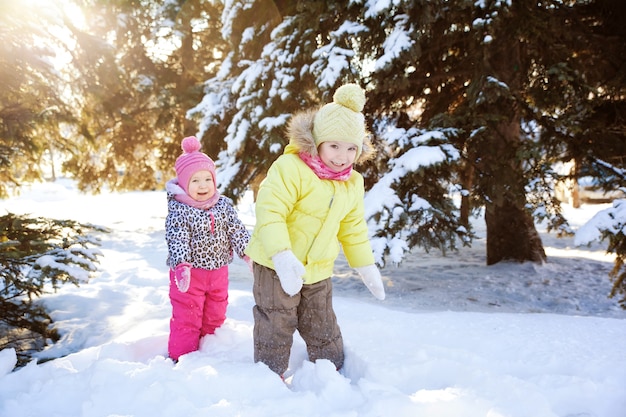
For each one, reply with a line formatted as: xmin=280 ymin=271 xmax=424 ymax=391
xmin=271 ymin=250 xmax=305 ymax=296
xmin=355 ymin=265 xmax=385 ymax=300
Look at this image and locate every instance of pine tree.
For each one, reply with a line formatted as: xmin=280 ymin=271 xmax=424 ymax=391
xmin=356 ymin=0 xmax=625 ymax=265
xmin=558 ymin=0 xmax=626 ymax=306
xmin=0 ymin=213 xmax=106 ymax=366
xmin=0 ymin=1 xmax=75 ymax=197
xmin=50 ymin=0 xmax=226 ymax=193
xmin=188 ymin=0 xmax=317 ymax=201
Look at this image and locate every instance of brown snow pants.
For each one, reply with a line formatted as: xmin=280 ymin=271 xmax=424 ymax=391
xmin=252 ymin=262 xmax=344 ymax=376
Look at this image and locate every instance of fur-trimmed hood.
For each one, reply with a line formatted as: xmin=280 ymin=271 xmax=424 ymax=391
xmin=283 ymin=109 xmax=375 ymax=164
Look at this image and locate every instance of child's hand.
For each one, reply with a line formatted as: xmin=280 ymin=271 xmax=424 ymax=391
xmin=174 ymin=263 xmax=192 ymax=293
xmin=355 ymin=265 xmax=385 ymax=300
xmin=271 ymin=250 xmax=305 ymax=296
xmin=243 ymin=255 xmax=254 ymax=273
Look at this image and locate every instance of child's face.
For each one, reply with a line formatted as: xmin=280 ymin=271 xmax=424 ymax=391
xmin=318 ymin=141 xmax=358 ymax=172
xmin=187 ymin=170 xmax=216 ymax=201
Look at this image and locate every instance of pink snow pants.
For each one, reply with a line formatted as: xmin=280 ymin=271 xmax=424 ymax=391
xmin=168 ymin=265 xmax=229 ymax=361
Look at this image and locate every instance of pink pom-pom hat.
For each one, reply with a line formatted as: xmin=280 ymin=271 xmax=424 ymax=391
xmin=174 ymin=136 xmax=217 ymax=194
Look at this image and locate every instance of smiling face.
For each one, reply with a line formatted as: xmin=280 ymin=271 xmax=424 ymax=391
xmin=318 ymin=141 xmax=358 ymax=172
xmin=187 ymin=170 xmax=216 ymax=202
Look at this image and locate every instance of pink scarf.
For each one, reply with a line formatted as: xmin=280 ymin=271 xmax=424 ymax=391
xmin=299 ymin=152 xmax=352 ymax=181
xmin=166 ymin=179 xmax=221 ymax=210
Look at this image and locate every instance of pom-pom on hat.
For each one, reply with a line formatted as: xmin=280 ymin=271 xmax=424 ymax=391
xmin=174 ymin=136 xmax=217 ymax=194
xmin=312 ymin=83 xmax=367 ymax=158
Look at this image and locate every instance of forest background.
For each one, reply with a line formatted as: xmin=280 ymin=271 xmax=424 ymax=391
xmin=1 ymin=0 xmax=625 ymax=363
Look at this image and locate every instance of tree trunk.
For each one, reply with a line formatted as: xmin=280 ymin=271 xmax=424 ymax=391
xmin=459 ymin=158 xmax=474 ymax=229
xmin=571 ymin=157 xmax=581 ymax=208
xmin=481 ymin=10 xmax=546 ymax=265
xmin=482 ymin=118 xmax=547 ymax=265
xmin=485 ymin=200 xmax=546 ymax=265
xmin=483 ymin=168 xmax=547 ymax=265
xmin=48 ymin=143 xmax=56 ymax=182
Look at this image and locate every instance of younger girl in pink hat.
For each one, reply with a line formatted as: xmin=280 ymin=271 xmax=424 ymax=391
xmin=165 ymin=136 xmax=251 ymax=361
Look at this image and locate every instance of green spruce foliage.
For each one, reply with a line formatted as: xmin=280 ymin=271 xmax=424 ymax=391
xmin=0 ymin=1 xmax=76 ymax=197
xmin=0 ymin=213 xmax=106 ymax=366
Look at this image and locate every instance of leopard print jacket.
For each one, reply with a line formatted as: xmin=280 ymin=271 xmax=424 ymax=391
xmin=165 ymin=192 xmax=250 ymax=271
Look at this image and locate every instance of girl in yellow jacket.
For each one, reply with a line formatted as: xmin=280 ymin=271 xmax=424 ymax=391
xmin=245 ymin=83 xmax=385 ymax=378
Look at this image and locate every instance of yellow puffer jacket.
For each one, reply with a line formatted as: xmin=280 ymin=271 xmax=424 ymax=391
xmin=244 ymin=110 xmax=375 ymax=284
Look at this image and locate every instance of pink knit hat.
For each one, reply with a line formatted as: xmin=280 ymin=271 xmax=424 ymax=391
xmin=174 ymin=136 xmax=217 ymax=194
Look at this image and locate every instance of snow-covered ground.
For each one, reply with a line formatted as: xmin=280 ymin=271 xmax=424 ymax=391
xmin=1 ymin=178 xmax=624 ymax=417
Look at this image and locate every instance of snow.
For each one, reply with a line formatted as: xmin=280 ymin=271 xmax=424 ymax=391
xmin=375 ymin=14 xmax=413 ymax=71
xmin=1 ymin=178 xmax=625 ymax=417
xmin=575 ymin=199 xmax=626 ymax=247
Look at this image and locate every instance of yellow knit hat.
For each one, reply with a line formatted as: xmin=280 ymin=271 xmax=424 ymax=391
xmin=312 ymin=83 xmax=366 ymax=158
